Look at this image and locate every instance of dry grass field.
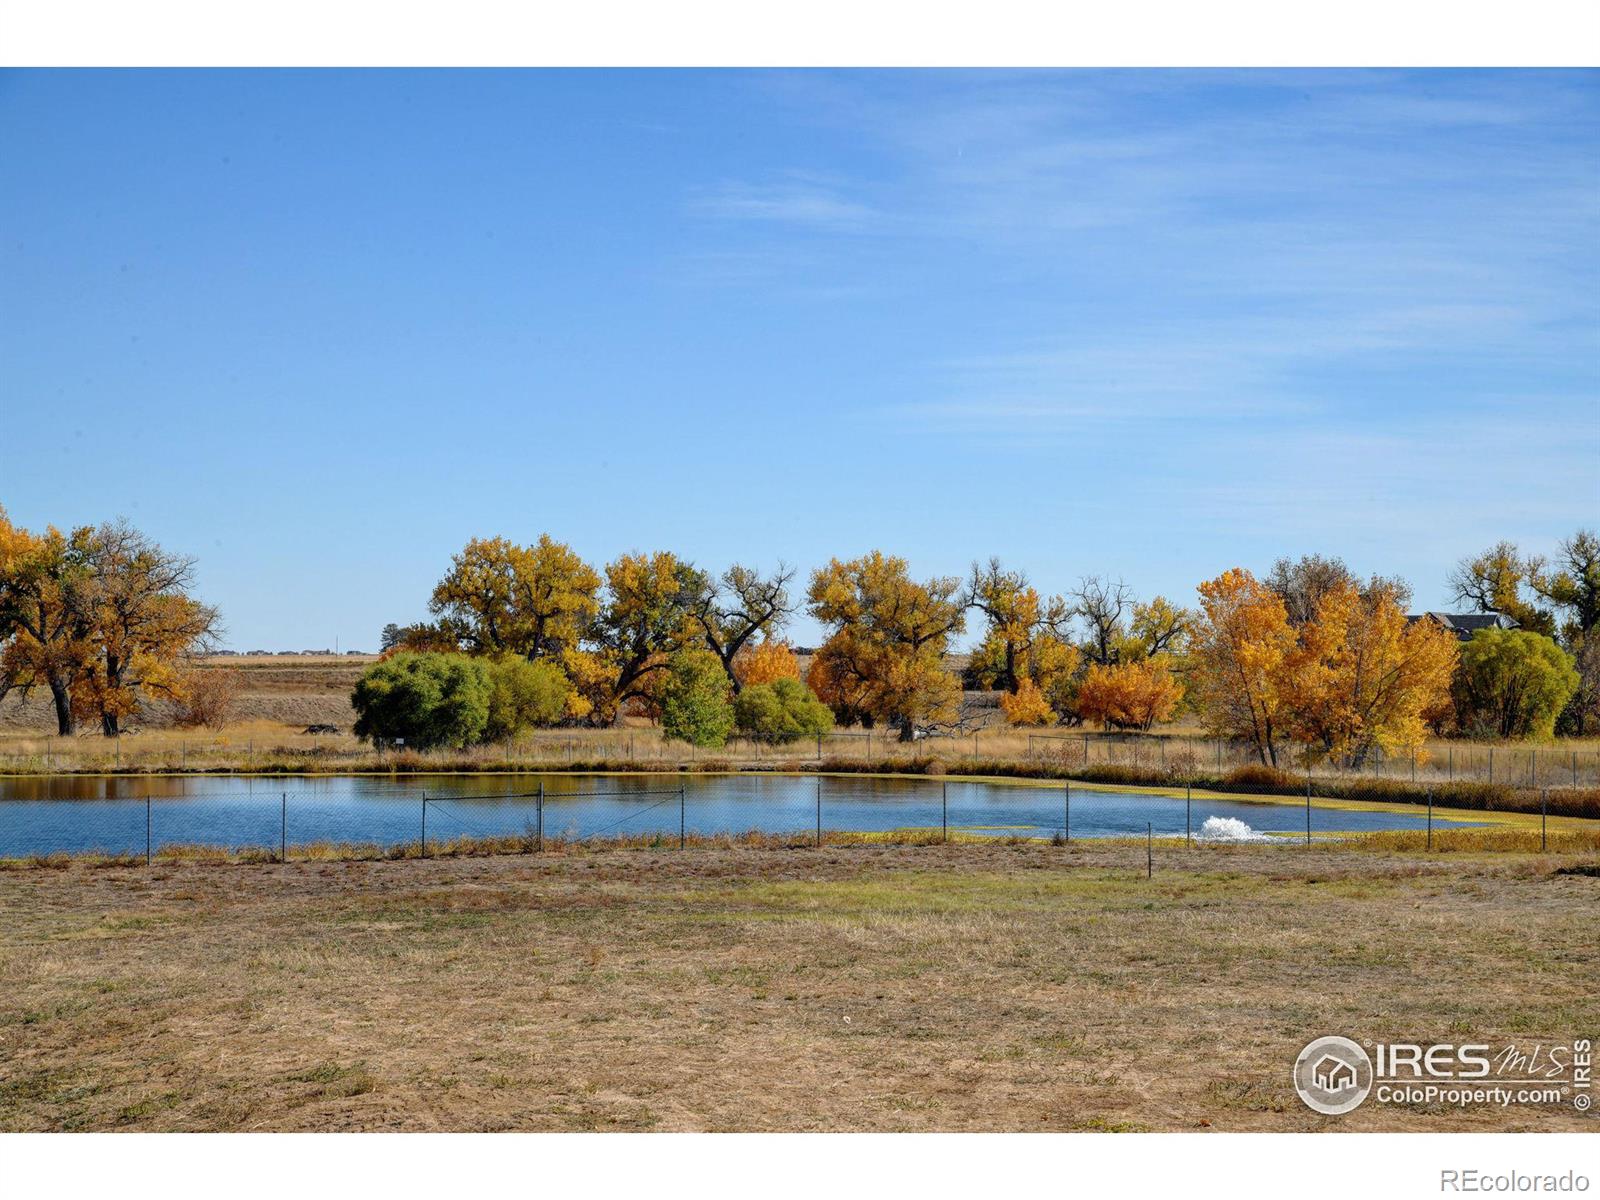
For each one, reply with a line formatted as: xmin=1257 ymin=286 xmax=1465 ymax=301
xmin=2 ymin=654 xmax=1598 ymax=785
xmin=1 ymin=841 xmax=1595 ymax=1132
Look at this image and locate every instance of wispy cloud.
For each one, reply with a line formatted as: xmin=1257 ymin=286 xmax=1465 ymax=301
xmin=690 ymin=173 xmax=882 ymax=232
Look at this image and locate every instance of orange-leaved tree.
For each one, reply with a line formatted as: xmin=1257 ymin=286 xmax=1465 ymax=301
xmin=1279 ymin=577 xmax=1457 ymax=766
xmin=1076 ymin=659 xmax=1185 ymax=731
xmin=998 ymin=677 xmax=1054 ymax=725
xmin=687 ymin=564 xmax=795 ymax=691
xmin=733 ymin=638 xmax=801 ymax=687
xmin=1189 ymin=568 xmax=1295 ymax=766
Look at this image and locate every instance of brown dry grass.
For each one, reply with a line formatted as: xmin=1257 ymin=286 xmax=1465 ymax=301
xmin=1 ymin=842 xmax=1594 ymax=1132
xmin=3 ymin=653 xmax=1596 ymax=785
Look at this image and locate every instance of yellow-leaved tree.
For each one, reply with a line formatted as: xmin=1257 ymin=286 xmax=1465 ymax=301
xmin=969 ymin=558 xmax=1083 ymax=725
xmin=998 ymin=677 xmax=1054 ymax=725
xmin=72 ymin=520 xmax=221 ymax=735
xmin=1279 ymin=578 xmax=1458 ymax=767
xmin=808 ymin=552 xmax=966 ymax=740
xmin=581 ymin=551 xmax=702 ymax=724
xmin=429 ymin=534 xmax=601 ymax=660
xmin=0 ymin=510 xmax=97 ymax=735
xmin=1189 ymin=568 xmax=1295 ymax=766
xmin=1 ymin=511 xmax=220 ymax=735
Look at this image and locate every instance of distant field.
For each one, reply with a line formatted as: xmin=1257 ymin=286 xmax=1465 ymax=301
xmin=0 ymin=653 xmax=376 ymax=734
xmin=1 ymin=842 xmax=1594 ymax=1132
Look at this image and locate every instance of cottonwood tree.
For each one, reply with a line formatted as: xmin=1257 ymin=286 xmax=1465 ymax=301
xmin=967 ymin=559 xmax=1070 ymax=693
xmin=1531 ymin=530 xmax=1600 ymax=640
xmin=1125 ymin=596 xmax=1192 ymax=661
xmin=687 ymin=563 xmax=795 ymax=691
xmin=1268 ymin=554 xmax=1411 ymax=627
xmin=429 ymin=535 xmax=601 ymax=660
xmin=73 ymin=520 xmax=221 ymax=735
xmin=967 ymin=559 xmax=1084 ymax=726
xmin=807 ymin=552 xmax=967 ymax=740
xmin=582 ymin=551 xmax=703 ymax=724
xmin=1071 ymin=576 xmax=1132 ymax=667
xmin=1529 ymin=530 xmax=1600 ymax=735
xmin=1449 ymin=541 xmax=1556 ymax=637
xmin=1278 ymin=577 xmax=1457 ymax=766
xmin=1189 ymin=568 xmax=1295 ymax=766
xmin=0 ymin=511 xmax=97 ymax=735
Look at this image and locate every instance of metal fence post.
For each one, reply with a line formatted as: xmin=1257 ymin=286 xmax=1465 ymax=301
xmin=1064 ymin=782 xmax=1071 ymax=844
xmin=942 ymin=782 xmax=948 ymax=844
xmin=146 ymin=793 xmax=152 ymax=866
xmin=1541 ymin=788 xmax=1548 ymax=852
xmin=1488 ymin=746 xmax=1494 ymax=784
xmin=537 ymin=782 xmax=544 ymax=852
xmin=679 ymin=784 xmax=685 ymax=850
xmin=281 ymin=791 xmax=287 ymax=863
xmin=420 ymin=794 xmax=428 ymax=859
xmin=1305 ymin=773 xmax=1312 ymax=847
xmin=1147 ymin=822 xmax=1153 ymax=879
xmin=1186 ymin=783 xmax=1192 ymax=848
xmin=1426 ymin=788 xmax=1433 ymax=851
xmin=816 ymin=778 xmax=822 ymax=847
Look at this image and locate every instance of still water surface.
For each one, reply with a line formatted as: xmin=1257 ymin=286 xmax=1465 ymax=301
xmin=0 ymin=773 xmax=1480 ymax=857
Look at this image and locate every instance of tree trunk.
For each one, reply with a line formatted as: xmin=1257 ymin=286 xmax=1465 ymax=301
xmin=49 ymin=677 xmax=74 ymax=736
xmin=102 ymin=709 xmax=120 ymax=737
xmin=898 ymin=716 xmax=916 ymax=743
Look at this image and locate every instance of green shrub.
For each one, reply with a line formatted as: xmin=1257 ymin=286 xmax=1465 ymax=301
xmin=484 ymin=656 xmax=568 ymax=739
xmin=350 ymin=652 xmax=491 ymax=750
xmin=660 ymin=648 xmax=734 ymax=748
xmin=733 ymin=677 xmax=835 ymax=743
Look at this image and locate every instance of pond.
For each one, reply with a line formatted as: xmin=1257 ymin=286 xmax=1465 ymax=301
xmin=0 ymin=773 xmax=1485 ymax=858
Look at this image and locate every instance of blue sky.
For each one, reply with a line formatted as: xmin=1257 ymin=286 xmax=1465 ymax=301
xmin=1 ymin=69 xmax=1596 ymax=650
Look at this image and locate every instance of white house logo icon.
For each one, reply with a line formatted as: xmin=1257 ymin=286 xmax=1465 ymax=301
xmin=1312 ymin=1054 xmax=1358 ymax=1094
xmin=1294 ymin=1036 xmax=1374 ymax=1115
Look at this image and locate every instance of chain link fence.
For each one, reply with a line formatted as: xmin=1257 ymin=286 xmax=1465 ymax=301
xmin=1024 ymin=732 xmax=1600 ymax=788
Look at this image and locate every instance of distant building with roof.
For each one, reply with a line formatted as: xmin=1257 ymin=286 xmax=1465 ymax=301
xmin=1407 ymin=611 xmax=1521 ymax=641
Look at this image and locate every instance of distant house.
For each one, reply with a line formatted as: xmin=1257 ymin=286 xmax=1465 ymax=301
xmin=1407 ymin=611 xmax=1520 ymax=641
